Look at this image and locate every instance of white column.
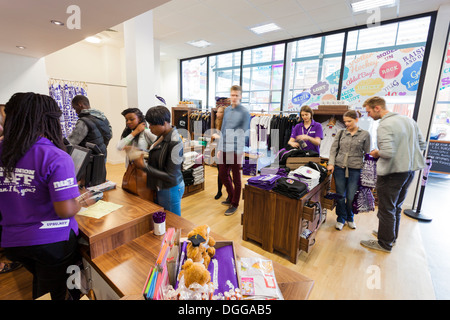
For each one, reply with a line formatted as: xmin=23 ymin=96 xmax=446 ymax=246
xmin=407 ymin=4 xmax=450 ymax=208
xmin=124 ymin=10 xmax=158 ymax=114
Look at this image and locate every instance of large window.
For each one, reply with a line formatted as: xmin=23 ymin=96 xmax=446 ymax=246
xmin=284 ymin=33 xmax=345 ymax=112
xmin=181 ymin=58 xmax=207 ymax=108
xmin=343 ymin=16 xmax=431 ymax=116
xmin=208 ymin=51 xmax=241 ymax=106
xmin=180 ymin=14 xmax=434 ymax=116
xmin=242 ymin=44 xmax=285 ymax=112
xmin=430 ymin=31 xmax=450 ymax=142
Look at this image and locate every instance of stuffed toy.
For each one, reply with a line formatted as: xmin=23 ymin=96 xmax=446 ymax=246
xmin=186 ymin=224 xmax=216 ymax=268
xmin=178 ymin=258 xmax=211 ymax=289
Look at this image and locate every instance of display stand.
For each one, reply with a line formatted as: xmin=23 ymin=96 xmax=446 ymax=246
xmin=404 ymin=157 xmax=433 ymax=222
xmin=242 ymin=174 xmax=332 ymax=264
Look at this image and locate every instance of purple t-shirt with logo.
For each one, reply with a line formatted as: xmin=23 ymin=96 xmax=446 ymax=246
xmin=0 ymin=137 xmax=80 ymax=247
xmin=290 ymin=120 xmax=323 ymax=154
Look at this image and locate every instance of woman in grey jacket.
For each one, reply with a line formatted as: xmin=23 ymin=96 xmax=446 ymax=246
xmin=327 ymin=110 xmax=371 ymax=230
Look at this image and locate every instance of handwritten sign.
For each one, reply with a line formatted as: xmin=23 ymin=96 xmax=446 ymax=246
xmin=428 ymin=140 xmax=450 ymax=174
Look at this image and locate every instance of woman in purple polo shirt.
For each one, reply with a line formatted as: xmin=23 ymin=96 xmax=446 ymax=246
xmin=288 ymin=105 xmax=323 ymax=154
xmin=0 ymin=92 xmax=81 ymax=300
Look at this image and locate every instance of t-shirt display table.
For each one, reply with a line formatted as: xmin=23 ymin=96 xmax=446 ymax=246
xmin=242 ymin=174 xmax=331 ymax=264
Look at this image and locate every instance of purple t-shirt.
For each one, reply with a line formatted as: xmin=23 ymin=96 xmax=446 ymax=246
xmin=290 ymin=120 xmax=324 ymax=154
xmin=0 ymin=137 xmax=80 ymax=247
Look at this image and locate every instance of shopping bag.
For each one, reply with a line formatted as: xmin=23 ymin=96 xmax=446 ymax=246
xmin=360 ymin=154 xmax=378 ymax=188
xmin=122 ymin=162 xmax=155 ymax=202
xmin=352 ymin=185 xmax=375 ymax=214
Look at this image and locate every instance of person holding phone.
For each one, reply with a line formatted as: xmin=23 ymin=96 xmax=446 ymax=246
xmin=117 ymin=108 xmax=156 ymax=167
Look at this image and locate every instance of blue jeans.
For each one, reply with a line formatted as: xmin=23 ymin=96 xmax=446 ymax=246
xmin=333 ymin=166 xmax=361 ymax=224
xmin=156 ymin=181 xmax=185 ymax=216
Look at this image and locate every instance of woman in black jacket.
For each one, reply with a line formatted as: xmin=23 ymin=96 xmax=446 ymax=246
xmin=134 ymin=106 xmax=185 ymax=216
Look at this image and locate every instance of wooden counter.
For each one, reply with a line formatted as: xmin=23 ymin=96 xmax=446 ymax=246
xmin=77 ymin=187 xmax=314 ymax=300
xmin=75 ymin=187 xmax=164 ymax=259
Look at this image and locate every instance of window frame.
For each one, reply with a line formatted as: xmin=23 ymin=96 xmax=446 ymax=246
xmin=179 ymin=11 xmax=437 ymax=120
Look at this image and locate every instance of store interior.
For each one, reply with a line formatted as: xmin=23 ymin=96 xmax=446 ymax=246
xmin=1 ymin=0 xmax=450 ymax=300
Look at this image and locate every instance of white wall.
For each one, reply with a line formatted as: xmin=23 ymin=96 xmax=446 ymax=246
xmin=160 ymin=58 xmax=180 ymax=109
xmin=0 ymin=52 xmax=47 ymax=103
xmin=45 ymin=41 xmax=128 ymax=165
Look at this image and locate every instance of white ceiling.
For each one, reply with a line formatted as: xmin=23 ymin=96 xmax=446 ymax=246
xmin=1 ymin=0 xmax=449 ymax=62
xmin=0 ymin=0 xmax=170 ymax=58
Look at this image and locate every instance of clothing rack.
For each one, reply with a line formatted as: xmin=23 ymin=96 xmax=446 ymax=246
xmin=48 ymin=77 xmax=127 ymax=89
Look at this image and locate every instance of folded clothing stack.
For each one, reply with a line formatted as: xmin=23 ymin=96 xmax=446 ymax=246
xmin=288 ymin=166 xmax=321 ymax=191
xmin=272 ymin=177 xmax=308 ymax=199
xmin=260 ymin=166 xmax=289 ymax=177
xmin=183 ymin=151 xmax=203 ymax=170
xmin=182 ymin=168 xmax=194 ymax=186
xmin=192 ymin=165 xmax=204 ymax=185
xmin=247 ymin=174 xmax=282 ymax=191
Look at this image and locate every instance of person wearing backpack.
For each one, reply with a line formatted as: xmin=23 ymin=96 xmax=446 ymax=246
xmin=68 ymin=95 xmax=112 ymax=157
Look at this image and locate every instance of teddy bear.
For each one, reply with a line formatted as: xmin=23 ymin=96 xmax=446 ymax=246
xmin=186 ymin=224 xmax=216 ymax=268
xmin=177 ymin=258 xmax=211 ymax=289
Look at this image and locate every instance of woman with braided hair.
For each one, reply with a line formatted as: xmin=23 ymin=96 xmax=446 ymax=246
xmin=0 ymin=92 xmax=82 ymax=300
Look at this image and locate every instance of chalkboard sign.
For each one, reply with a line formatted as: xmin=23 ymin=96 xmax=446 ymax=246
xmin=428 ymin=140 xmax=450 ymax=174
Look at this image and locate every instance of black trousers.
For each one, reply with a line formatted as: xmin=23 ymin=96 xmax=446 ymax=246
xmin=4 ymin=230 xmax=79 ymax=300
xmin=376 ymin=171 xmax=415 ymax=250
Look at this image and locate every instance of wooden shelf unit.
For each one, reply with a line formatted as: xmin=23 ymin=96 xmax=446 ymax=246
xmin=242 ymin=174 xmax=332 ymax=264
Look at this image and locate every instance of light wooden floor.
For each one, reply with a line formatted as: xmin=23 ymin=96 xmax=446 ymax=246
xmin=106 ymin=163 xmax=437 ymax=300
xmin=0 ymin=163 xmax=440 ymax=300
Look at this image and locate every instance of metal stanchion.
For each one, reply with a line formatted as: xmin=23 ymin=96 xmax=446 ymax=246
xmin=404 ymin=157 xmax=433 ymax=222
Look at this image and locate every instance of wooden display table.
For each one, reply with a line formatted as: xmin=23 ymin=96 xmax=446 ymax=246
xmin=75 ymin=187 xmax=164 ymax=259
xmin=243 ymin=174 xmax=331 ymax=264
xmin=77 ymin=188 xmax=314 ymax=300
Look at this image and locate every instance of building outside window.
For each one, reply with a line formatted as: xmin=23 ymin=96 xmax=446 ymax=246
xmin=242 ymin=44 xmax=285 ymax=113
xmin=208 ymin=51 xmax=241 ymax=106
xmin=181 ymin=57 xmax=207 ymax=108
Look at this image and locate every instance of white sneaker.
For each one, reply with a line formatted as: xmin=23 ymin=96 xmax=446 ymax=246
xmin=335 ymin=222 xmax=345 ymax=230
xmin=348 ymin=221 xmax=356 ymax=229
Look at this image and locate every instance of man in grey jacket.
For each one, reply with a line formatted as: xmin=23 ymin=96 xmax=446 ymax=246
xmin=361 ymin=96 xmax=426 ymax=253
xmin=68 ymin=95 xmax=112 ymax=157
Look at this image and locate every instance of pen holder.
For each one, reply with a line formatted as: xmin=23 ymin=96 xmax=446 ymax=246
xmin=153 ymin=211 xmax=166 ymax=236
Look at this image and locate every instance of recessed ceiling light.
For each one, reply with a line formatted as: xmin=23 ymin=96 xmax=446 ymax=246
xmin=350 ymin=0 xmax=396 ymax=13
xmin=16 ymin=46 xmax=26 ymax=50
xmin=187 ymin=40 xmax=212 ymax=48
xmin=85 ymin=36 xmax=102 ymax=44
xmin=250 ymin=23 xmax=282 ymax=35
xmin=51 ymin=20 xmax=65 ymax=26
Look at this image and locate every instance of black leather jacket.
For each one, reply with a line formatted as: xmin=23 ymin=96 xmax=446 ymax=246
xmin=145 ymin=127 xmax=184 ymax=190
